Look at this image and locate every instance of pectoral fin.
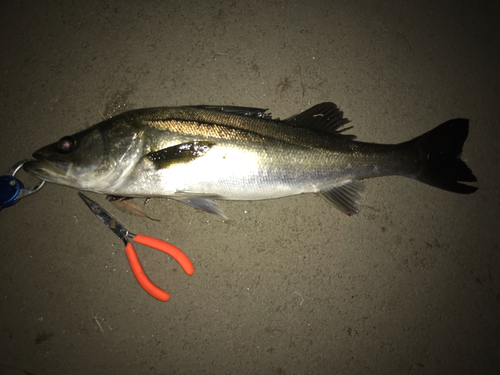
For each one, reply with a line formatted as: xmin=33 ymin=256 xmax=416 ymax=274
xmin=318 ymin=181 xmax=365 ymax=216
xmin=146 ymin=141 xmax=216 ymax=170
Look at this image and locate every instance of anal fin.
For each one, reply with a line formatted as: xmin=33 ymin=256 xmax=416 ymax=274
xmin=318 ymin=181 xmax=365 ymax=216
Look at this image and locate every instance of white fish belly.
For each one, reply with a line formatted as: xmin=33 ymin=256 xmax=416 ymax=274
xmin=118 ymin=144 xmax=340 ymax=199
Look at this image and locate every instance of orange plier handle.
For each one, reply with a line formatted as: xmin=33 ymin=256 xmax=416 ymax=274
xmin=124 ymin=234 xmax=195 ymax=301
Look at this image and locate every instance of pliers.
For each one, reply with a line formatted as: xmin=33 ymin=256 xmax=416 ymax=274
xmin=78 ymin=193 xmax=194 ymax=301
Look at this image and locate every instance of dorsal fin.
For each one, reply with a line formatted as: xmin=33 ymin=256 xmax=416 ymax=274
xmin=188 ymin=105 xmax=272 ymax=119
xmin=283 ymin=102 xmax=355 ymax=139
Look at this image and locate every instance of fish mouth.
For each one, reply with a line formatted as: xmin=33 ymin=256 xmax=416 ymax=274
xmin=23 ymin=156 xmax=66 ymax=181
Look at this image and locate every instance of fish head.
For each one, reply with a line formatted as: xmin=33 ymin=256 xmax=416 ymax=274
xmin=23 ymin=120 xmax=144 ymax=192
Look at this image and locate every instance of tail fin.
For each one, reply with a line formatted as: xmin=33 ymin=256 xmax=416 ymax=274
xmin=410 ymin=119 xmax=477 ymax=194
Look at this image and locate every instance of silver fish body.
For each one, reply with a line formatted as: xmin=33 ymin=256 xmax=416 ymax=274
xmin=23 ymin=103 xmax=477 ymax=215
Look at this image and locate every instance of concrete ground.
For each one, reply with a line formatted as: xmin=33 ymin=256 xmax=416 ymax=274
xmin=1 ymin=1 xmax=499 ymax=374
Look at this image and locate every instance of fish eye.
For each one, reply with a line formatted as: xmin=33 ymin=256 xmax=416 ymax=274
xmin=57 ymin=136 xmax=76 ymax=154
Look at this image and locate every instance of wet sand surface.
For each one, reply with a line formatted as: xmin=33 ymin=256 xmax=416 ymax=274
xmin=0 ymin=1 xmax=499 ymax=374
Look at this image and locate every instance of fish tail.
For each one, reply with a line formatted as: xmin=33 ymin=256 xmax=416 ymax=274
xmin=408 ymin=118 xmax=477 ymax=194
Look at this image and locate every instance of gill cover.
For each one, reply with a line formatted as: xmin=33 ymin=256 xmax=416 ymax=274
xmin=23 ymin=119 xmax=145 ymax=191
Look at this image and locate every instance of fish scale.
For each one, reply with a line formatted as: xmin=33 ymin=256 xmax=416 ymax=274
xmin=24 ymin=102 xmax=477 ymax=217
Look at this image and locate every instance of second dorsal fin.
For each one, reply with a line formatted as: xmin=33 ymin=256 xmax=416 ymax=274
xmin=283 ymin=102 xmax=355 ymax=139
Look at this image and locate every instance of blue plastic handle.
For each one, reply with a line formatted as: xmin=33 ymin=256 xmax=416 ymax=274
xmin=0 ymin=175 xmax=24 ymax=211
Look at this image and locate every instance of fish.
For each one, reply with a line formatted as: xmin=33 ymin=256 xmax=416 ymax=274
xmin=23 ymin=102 xmax=477 ymax=217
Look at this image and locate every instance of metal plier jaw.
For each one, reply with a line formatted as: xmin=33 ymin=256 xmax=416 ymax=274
xmin=0 ymin=160 xmax=45 ymax=211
